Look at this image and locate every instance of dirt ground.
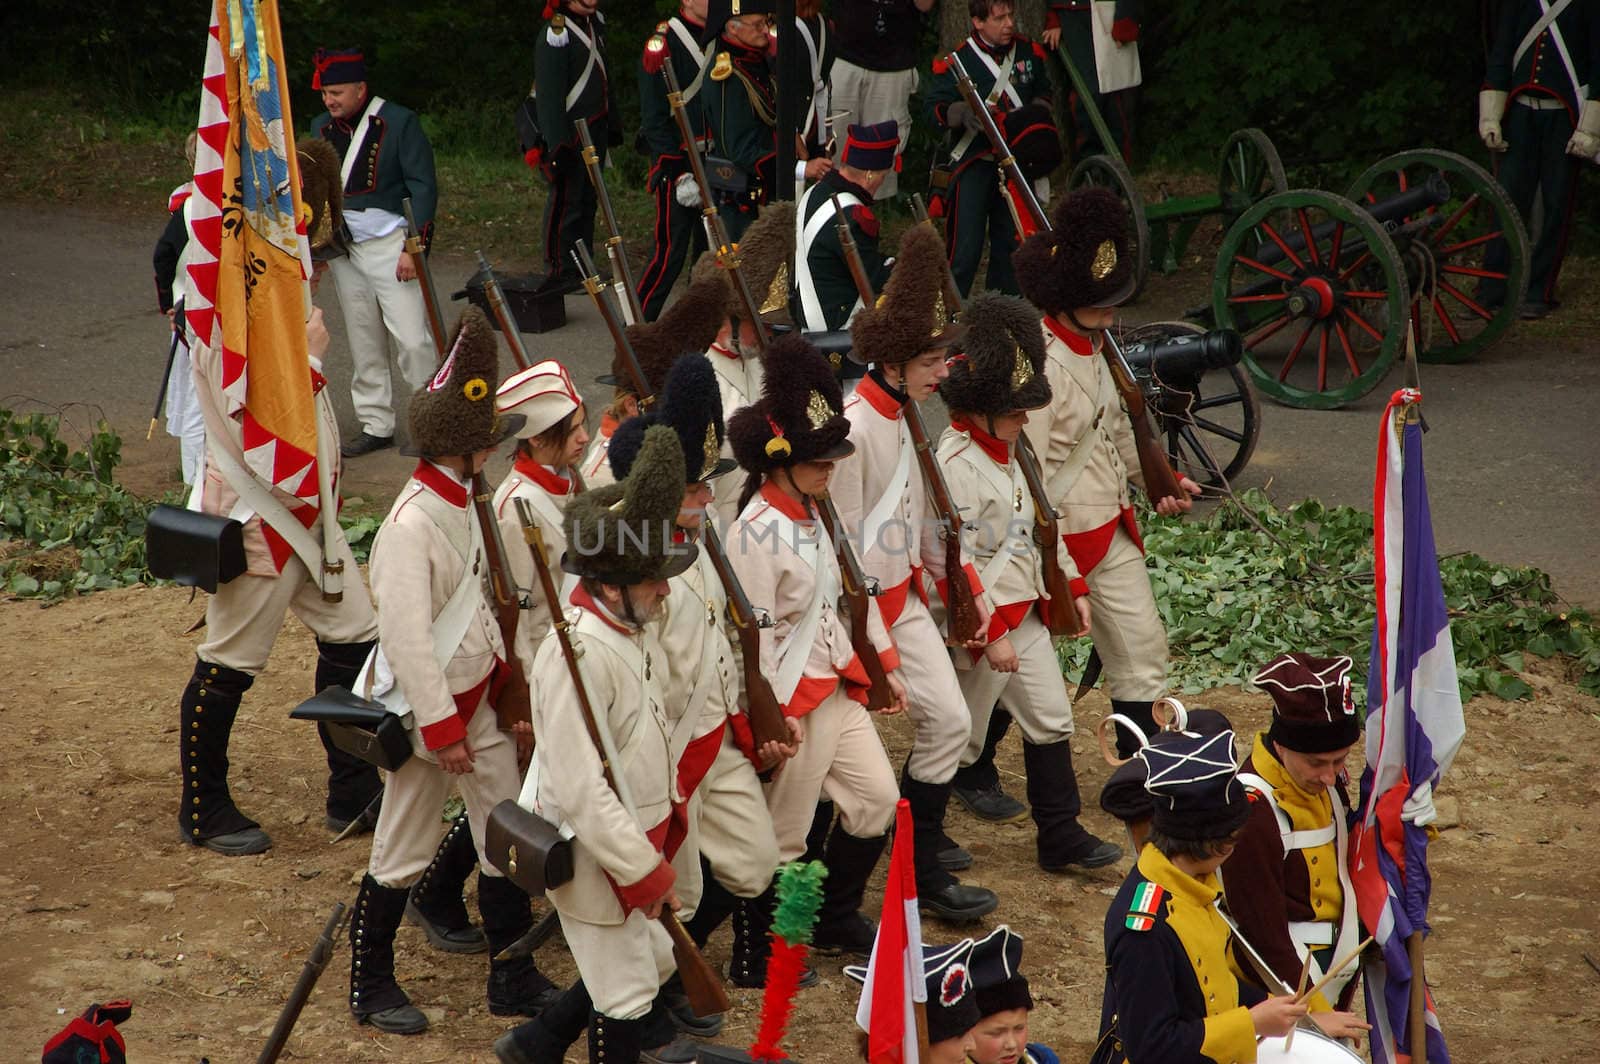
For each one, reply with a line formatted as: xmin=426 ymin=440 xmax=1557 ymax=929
xmin=1 ymin=579 xmax=1595 ymax=1062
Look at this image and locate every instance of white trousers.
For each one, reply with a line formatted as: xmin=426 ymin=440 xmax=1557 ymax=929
xmin=828 ymin=61 xmax=919 ymax=200
xmin=892 ymin=596 xmax=974 ymax=784
xmin=1085 ymin=526 xmax=1169 ymax=701
xmin=957 ymin=611 xmax=1076 ymax=768
xmin=327 ymin=230 xmax=435 ymax=437
xmin=561 ymin=907 xmax=677 ymax=1019
xmin=765 ymin=689 xmax=898 ymax=861
xmin=693 ymin=732 xmax=781 ymax=898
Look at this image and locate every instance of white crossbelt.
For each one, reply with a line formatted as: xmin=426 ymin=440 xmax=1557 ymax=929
xmin=949 ymin=39 xmax=1017 ymax=163
xmin=794 ymin=183 xmax=864 ymax=330
xmin=566 ymin=21 xmax=606 ymax=110
xmin=667 ymin=17 xmax=715 ymax=104
xmin=858 ymin=420 xmax=914 ymax=563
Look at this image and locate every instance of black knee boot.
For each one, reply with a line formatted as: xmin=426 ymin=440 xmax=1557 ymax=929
xmin=1110 ymin=699 xmax=1159 ymax=759
xmin=178 ymin=658 xmax=270 ymax=855
xmin=799 ymin=799 xmax=835 ymax=864
xmin=495 ymin=980 xmax=593 ymax=1064
xmin=901 ymin=771 xmax=998 ymax=922
xmin=589 ymin=1011 xmax=646 ymax=1063
xmin=812 ymin=827 xmax=887 ymax=957
xmin=1024 ymin=739 xmax=1123 ymax=873
xmin=406 ymin=812 xmax=485 ymax=953
xmin=951 ymin=707 xmax=1027 ymax=822
xmin=479 ymin=874 xmax=559 ymax=1017
xmin=728 ymin=883 xmax=777 ymax=989
xmin=349 ymin=873 xmax=428 ymax=1034
xmin=681 ymin=856 xmax=738 ymax=948
xmin=314 ymin=639 xmax=382 ymax=830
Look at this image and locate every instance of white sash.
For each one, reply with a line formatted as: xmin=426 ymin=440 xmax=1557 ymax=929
xmin=1514 ymin=0 xmax=1574 ymax=68
xmin=797 ymin=16 xmax=829 ymax=139
xmin=566 ymin=21 xmax=605 ymax=110
xmin=668 ymin=17 xmax=715 ymax=103
xmin=1044 ymin=356 xmax=1107 ymax=503
xmin=949 ymin=39 xmax=1016 ymax=162
xmin=746 ymin=506 xmax=832 ymax=703
xmin=858 ymin=420 xmax=913 ymax=562
xmin=669 ymin=549 xmax=727 ymax=773
xmin=794 ymin=184 xmax=864 ymax=330
xmin=339 ymin=96 xmax=385 ymax=191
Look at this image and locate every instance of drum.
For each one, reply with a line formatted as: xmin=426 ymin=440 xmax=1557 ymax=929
xmin=1256 ymin=1028 xmax=1365 ymax=1063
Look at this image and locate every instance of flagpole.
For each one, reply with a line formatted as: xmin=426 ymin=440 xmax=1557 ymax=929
xmin=1407 ymin=932 xmax=1427 ymax=1064
xmin=914 ymin=1001 xmax=931 ymax=1062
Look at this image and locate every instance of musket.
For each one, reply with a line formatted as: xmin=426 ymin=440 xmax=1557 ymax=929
xmin=475 ymin=251 xmax=532 ymax=373
xmin=255 ymin=902 xmax=346 ymax=1064
xmin=573 ymin=241 xmax=655 ymax=410
xmin=830 ymin=193 xmax=981 ymax=646
xmin=403 ymin=197 xmax=449 ymax=355
xmin=944 ymin=51 xmax=1048 ymax=238
xmin=148 ymin=297 xmax=186 ymax=441
xmin=575 ymin=118 xmax=644 ymax=325
xmin=1015 ymin=435 xmax=1087 ymax=637
xmin=699 ymin=520 xmax=790 ymax=752
xmin=517 ymin=503 xmax=730 ymax=1018
xmin=1101 ymin=329 xmax=1184 ymax=504
xmin=661 ymin=59 xmax=770 ymax=355
xmin=816 ymin=495 xmax=896 ymax=712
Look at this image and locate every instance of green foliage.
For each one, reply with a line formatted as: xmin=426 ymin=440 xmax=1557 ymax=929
xmin=1057 ymin=489 xmax=1600 ymax=706
xmin=0 ymin=409 xmax=160 ymax=600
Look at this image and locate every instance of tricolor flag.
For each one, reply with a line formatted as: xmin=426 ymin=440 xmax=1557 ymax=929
xmin=854 ymin=799 xmax=926 ymax=1063
xmin=186 ymin=0 xmax=322 ymax=568
xmin=1349 ymin=387 xmax=1465 ymax=1064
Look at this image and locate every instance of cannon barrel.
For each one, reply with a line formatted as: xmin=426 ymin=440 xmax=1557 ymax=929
xmin=1122 ymin=329 xmax=1242 ymax=388
xmin=1256 ymin=173 xmax=1450 ymax=267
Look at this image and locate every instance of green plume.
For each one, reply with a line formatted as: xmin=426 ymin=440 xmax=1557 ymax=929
xmin=770 ymin=860 xmax=828 ymax=945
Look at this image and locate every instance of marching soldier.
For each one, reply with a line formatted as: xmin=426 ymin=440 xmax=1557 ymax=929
xmin=396 ymin=360 xmax=594 ymax=957
xmin=924 ymin=0 xmax=1054 ymax=297
xmin=1042 ymin=0 xmax=1140 ymax=161
xmin=636 ymin=0 xmax=715 ymax=321
xmin=833 ymin=225 xmax=999 ymax=923
xmin=309 ymin=47 xmax=439 ymax=458
xmin=724 ymin=334 xmax=906 ymax=959
xmin=1011 ymin=188 xmax=1201 ymax=756
xmin=350 ymin=310 xmax=556 ymax=1034
xmin=793 ymin=121 xmax=896 ymax=334
xmin=609 ymin=353 xmax=791 ymax=1014
xmin=935 ymin=293 xmax=1121 ymax=875
xmin=495 ymin=426 xmax=702 ymax=1064
xmin=578 ymin=277 xmax=726 ymax=490
xmin=1226 ymin=653 xmax=1376 ymax=1040
xmin=1091 ymin=730 xmax=1306 ymax=1064
xmin=174 ymin=140 xmax=379 ymax=857
xmin=533 ymin=0 xmax=617 ymax=291
xmin=1480 ymin=0 xmax=1599 ymax=317
xmin=701 ymin=0 xmax=832 ymax=239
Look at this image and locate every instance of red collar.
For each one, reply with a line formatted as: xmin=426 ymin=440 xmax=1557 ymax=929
xmin=760 ymin=481 xmax=814 ymax=522
xmin=708 ymin=340 xmax=740 ymax=361
xmin=569 ymin=582 xmax=638 ymax=635
xmin=599 ymin=411 xmax=620 ymax=439
xmin=950 ymin=416 xmax=1011 ymax=466
xmin=413 ymin=461 xmax=470 ymax=508
xmin=513 ymin=455 xmax=572 ymax=495
xmin=854 ymin=372 xmax=905 ymax=420
xmin=1042 ymin=315 xmax=1097 ymax=356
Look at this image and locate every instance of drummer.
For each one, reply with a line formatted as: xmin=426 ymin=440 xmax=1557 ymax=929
xmin=1091 ymin=729 xmax=1306 ymax=1064
xmin=1226 ymin=653 xmax=1376 ymax=1039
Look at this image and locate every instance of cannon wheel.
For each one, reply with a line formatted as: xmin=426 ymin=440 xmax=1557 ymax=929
xmin=1212 ymin=189 xmax=1410 ymax=410
xmin=1068 ymin=152 xmax=1151 ymax=300
xmin=1217 ymin=128 xmax=1288 ymax=225
xmin=1346 ymin=149 xmax=1530 ymax=365
xmin=1120 ymin=320 xmax=1262 ymax=488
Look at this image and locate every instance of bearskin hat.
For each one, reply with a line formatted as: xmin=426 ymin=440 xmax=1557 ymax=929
xmin=618 ymin=275 xmax=729 ymax=399
xmin=609 ymin=353 xmax=736 ymax=484
xmin=849 ymin=223 xmax=965 ymax=365
xmin=406 ymin=307 xmax=522 ymax=457
xmin=295 ymin=136 xmax=345 ymax=260
xmin=938 ymin=292 xmax=1051 ymax=417
xmin=727 ymin=333 xmax=853 ymax=473
xmin=1014 ymin=187 xmax=1136 ymax=315
xmin=689 ymin=201 xmax=797 ymax=324
xmin=562 ymin=424 xmax=697 ymax=584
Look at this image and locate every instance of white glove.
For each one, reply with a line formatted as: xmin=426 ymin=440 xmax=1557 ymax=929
xmin=1566 ymin=99 xmax=1600 ymax=158
xmin=1478 ymin=89 xmax=1508 ymax=152
xmin=1401 ymin=779 xmax=1438 ymax=827
xmin=674 ymin=172 xmax=703 ymax=209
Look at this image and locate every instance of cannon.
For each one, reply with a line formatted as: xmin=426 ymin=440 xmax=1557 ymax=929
xmin=1205 ymin=150 xmax=1529 ymax=409
xmin=1118 ymin=323 xmax=1258 ymax=488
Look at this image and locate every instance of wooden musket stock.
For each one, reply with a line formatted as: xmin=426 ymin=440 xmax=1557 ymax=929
xmin=701 ymin=521 xmax=791 ymax=752
xmin=817 ymin=496 xmax=895 ymax=711
xmin=573 ymin=241 xmax=655 ymax=410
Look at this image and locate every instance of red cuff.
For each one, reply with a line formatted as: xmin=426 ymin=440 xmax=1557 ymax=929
xmin=616 ymin=858 xmax=677 ymax=912
xmin=1069 ymin=576 xmax=1090 ymax=598
xmin=1112 ymin=17 xmax=1139 ymax=43
xmin=1044 ymin=10 xmax=1061 ymax=31
xmin=876 ymin=645 xmax=902 ymax=673
xmin=728 ymin=711 xmax=760 ymax=768
xmin=420 ymin=713 xmax=467 ymax=751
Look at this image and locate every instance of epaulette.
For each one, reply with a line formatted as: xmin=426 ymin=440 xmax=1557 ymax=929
xmin=655 ymin=19 xmax=670 ymax=32
xmin=932 ymin=55 xmax=950 ymax=75
xmin=643 ymin=32 xmax=668 ymax=74
xmin=850 ymin=204 xmax=879 ymax=240
xmin=546 ymin=12 xmax=569 ymax=48
xmin=710 ymin=50 xmax=733 ymax=82
xmin=1124 ymin=881 xmax=1165 ymax=932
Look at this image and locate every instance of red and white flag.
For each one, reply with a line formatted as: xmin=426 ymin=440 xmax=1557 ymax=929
xmin=854 ymin=799 xmax=925 ymax=1064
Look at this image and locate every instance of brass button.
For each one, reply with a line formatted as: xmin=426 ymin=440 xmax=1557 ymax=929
xmin=1311 ymin=855 xmax=1319 ymax=865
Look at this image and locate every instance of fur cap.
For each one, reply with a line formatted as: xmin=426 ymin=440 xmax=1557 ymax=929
xmin=619 ymin=275 xmax=729 ymax=399
xmin=727 ymin=333 xmax=853 ymax=474
xmin=406 ymin=307 xmax=522 ymax=458
xmin=937 ymin=292 xmax=1051 ymax=417
xmin=295 ymin=136 xmax=345 ymax=260
xmin=562 ymin=424 xmax=697 ymax=584
xmin=848 ymin=223 xmax=965 ymax=365
xmin=689 ymin=201 xmax=797 ymax=324
xmin=609 ymin=353 xmax=737 ymax=484
xmin=1013 ymin=187 xmax=1136 ymax=314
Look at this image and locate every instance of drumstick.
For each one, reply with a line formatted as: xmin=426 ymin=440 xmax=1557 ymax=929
xmin=1295 ymin=936 xmax=1375 ymax=1007
xmin=1283 ymin=955 xmax=1313 ymax=1051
